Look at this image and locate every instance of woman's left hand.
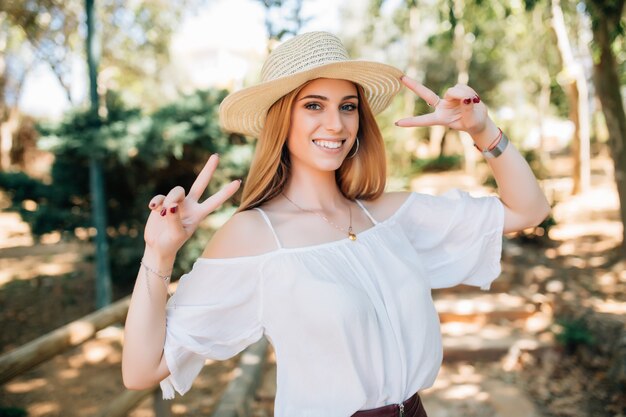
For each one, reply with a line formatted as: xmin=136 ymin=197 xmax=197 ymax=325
xmin=395 ymin=75 xmax=491 ymax=138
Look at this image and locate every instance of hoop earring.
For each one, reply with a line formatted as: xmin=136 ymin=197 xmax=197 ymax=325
xmin=347 ymin=137 xmax=360 ymax=159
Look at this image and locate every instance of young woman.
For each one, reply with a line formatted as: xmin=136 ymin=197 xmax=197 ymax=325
xmin=122 ymin=31 xmax=550 ymax=417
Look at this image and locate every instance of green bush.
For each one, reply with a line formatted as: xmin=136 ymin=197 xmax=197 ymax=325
xmin=553 ymin=317 xmax=595 ymax=354
xmin=0 ymin=89 xmax=252 ymax=289
xmin=411 ymin=154 xmax=463 ymax=174
xmin=0 ymin=407 xmax=28 ymax=417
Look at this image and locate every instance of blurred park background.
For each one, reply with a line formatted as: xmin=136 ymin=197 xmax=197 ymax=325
xmin=0 ymin=0 xmax=625 ymax=416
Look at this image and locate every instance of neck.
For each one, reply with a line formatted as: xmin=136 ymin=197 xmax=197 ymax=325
xmin=283 ymin=164 xmax=347 ymax=210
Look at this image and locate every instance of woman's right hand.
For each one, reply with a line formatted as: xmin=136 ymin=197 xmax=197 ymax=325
xmin=144 ymin=154 xmax=242 ymax=259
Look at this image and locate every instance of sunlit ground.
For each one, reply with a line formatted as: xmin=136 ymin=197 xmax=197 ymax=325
xmin=1 ymin=155 xmax=624 ymax=416
xmin=0 ymin=325 xmax=240 ymax=417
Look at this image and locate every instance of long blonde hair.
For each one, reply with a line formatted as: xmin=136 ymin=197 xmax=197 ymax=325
xmin=237 ymin=81 xmax=386 ymax=212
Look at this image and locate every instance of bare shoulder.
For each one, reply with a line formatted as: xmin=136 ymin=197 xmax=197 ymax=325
xmin=360 ymin=191 xmax=412 ymax=222
xmin=201 ymin=209 xmax=278 ymax=259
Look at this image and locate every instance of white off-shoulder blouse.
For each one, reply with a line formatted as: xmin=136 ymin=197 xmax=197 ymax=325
xmin=160 ymin=189 xmax=505 ymax=417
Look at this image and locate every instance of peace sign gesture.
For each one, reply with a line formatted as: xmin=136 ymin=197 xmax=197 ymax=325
xmin=395 ymin=75 xmax=490 ymax=137
xmin=144 ymin=154 xmax=241 ymax=258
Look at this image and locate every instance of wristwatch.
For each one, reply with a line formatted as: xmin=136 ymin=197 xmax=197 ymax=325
xmin=482 ymin=131 xmax=510 ymax=159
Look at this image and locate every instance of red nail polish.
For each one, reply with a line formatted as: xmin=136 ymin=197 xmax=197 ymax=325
xmin=170 ymin=206 xmax=177 ymax=214
xmin=160 ymin=208 xmax=166 ymax=216
xmin=473 ymin=95 xmax=480 ymax=103
xmin=463 ymin=98 xmax=472 ymax=105
xmin=150 ymin=203 xmax=155 ymax=208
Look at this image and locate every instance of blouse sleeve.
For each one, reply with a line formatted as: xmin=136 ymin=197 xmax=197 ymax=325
xmin=159 ymin=257 xmax=265 ymax=399
xmin=397 ymin=189 xmax=505 ymax=290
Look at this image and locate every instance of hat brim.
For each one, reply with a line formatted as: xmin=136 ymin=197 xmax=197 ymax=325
xmin=219 ymin=60 xmax=404 ymax=137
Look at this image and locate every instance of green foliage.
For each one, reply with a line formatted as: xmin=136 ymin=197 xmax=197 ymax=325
xmin=550 ymin=78 xmax=571 ymax=119
xmin=584 ymin=0 xmax=626 ymax=41
xmin=0 ymin=89 xmax=252 ymax=288
xmin=410 ymin=154 xmax=463 ymax=174
xmin=1 ymin=0 xmax=208 ymax=111
xmin=0 ymin=169 xmax=89 ymax=239
xmin=0 ymin=407 xmax=28 ymax=417
xmin=37 ymin=92 xmax=146 ymax=160
xmin=484 ymin=148 xmax=549 ymax=188
xmin=521 ymin=148 xmax=550 ymax=180
xmin=553 ymin=317 xmax=595 ymax=353
xmin=521 ymin=0 xmax=625 ymax=93
xmin=255 ymin=0 xmax=309 ymax=44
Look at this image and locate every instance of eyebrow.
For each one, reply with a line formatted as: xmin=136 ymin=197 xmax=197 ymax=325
xmin=298 ymin=94 xmax=359 ymax=101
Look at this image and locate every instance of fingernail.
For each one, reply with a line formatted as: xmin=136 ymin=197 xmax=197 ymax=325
xmin=160 ymin=208 xmax=167 ymax=216
xmin=170 ymin=206 xmax=177 ymax=214
xmin=473 ymin=95 xmax=481 ymax=103
xmin=212 ymin=153 xmax=219 ymax=158
xmin=149 ymin=203 xmax=156 ymax=208
xmin=463 ymin=98 xmax=472 ymax=105
xmin=237 ymin=179 xmax=243 ymax=183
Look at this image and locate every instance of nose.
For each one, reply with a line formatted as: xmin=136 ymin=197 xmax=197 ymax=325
xmin=323 ymin=108 xmax=343 ymax=133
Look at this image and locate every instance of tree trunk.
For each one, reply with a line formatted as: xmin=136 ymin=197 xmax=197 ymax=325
xmin=537 ymin=68 xmax=552 ymax=153
xmin=86 ymin=0 xmax=113 ymax=308
xmin=430 ymin=125 xmax=447 ymax=158
xmin=551 ymin=0 xmax=591 ymax=194
xmin=564 ymin=81 xmax=583 ymax=192
xmin=0 ymin=108 xmax=19 ymax=171
xmin=453 ymin=0 xmax=471 ymax=86
xmin=0 ymin=50 xmax=7 ymax=171
xmin=0 ymin=57 xmax=29 ymax=172
xmin=590 ymin=7 xmax=626 ymax=255
xmin=451 ymin=0 xmax=477 ymax=175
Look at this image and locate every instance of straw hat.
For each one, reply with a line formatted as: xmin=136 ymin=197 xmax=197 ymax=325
xmin=219 ymin=31 xmax=404 ymax=137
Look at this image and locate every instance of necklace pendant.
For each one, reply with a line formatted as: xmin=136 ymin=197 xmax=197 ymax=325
xmin=348 ymin=232 xmax=357 ymax=241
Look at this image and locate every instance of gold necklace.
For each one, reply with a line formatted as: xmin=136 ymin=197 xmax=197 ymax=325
xmin=282 ymin=193 xmax=357 ymax=241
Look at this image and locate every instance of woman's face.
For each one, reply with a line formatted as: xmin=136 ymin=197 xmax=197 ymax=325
xmin=287 ymin=78 xmax=359 ymax=173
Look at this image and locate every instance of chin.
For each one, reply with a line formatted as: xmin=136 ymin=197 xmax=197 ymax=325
xmin=314 ymin=158 xmax=346 ymax=172
xmin=290 ymin=151 xmax=348 ymax=173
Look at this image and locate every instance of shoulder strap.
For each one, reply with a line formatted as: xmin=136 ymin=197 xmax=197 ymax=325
xmin=355 ymin=200 xmax=378 ymax=225
xmin=253 ymin=207 xmax=282 ymax=249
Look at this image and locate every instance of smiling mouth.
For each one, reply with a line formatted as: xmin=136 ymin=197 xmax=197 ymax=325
xmin=312 ymin=139 xmax=346 ymax=150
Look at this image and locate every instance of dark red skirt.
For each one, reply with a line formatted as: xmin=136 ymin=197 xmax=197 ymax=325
xmin=351 ymin=393 xmax=427 ymax=417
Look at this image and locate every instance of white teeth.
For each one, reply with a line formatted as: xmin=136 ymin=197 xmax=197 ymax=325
xmin=313 ymin=140 xmax=343 ymax=149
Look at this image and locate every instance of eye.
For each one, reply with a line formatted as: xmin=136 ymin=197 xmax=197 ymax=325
xmin=341 ymin=103 xmax=357 ymax=112
xmin=305 ymin=102 xmax=322 ymax=110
